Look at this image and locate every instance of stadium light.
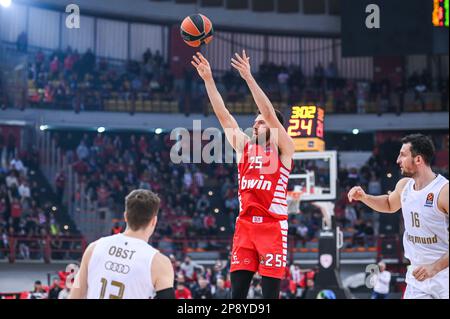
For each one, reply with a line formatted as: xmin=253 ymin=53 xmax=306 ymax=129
xmin=0 ymin=0 xmax=11 ymax=8
xmin=352 ymin=128 xmax=360 ymax=135
xmin=155 ymin=128 xmax=163 ymax=135
xmin=97 ymin=127 xmax=106 ymax=133
xmin=39 ymin=125 xmax=48 ymax=131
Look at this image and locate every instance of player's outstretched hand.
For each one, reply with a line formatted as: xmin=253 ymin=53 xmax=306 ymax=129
xmin=347 ymin=186 xmax=367 ymax=202
xmin=191 ymin=52 xmax=213 ymax=82
xmin=231 ymin=50 xmax=252 ymax=81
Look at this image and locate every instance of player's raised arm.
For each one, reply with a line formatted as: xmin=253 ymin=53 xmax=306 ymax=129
xmin=68 ymin=242 xmax=96 ymax=299
xmin=347 ymin=178 xmax=410 ymax=213
xmin=191 ymin=52 xmax=248 ymax=153
xmin=231 ymin=50 xmax=295 ymax=158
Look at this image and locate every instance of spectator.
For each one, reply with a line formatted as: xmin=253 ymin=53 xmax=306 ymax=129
xmin=76 ymin=141 xmax=89 ymax=160
xmin=29 ymin=280 xmax=48 ymax=299
xmin=6 ymin=172 xmax=19 ymax=188
xmin=111 ymin=221 xmax=123 ymax=235
xmin=196 ymin=194 xmax=210 ymax=215
xmin=175 ymin=282 xmax=192 ymax=299
xmin=371 ymin=261 xmax=391 ymax=299
xmin=18 ymin=181 xmax=31 ymax=201
xmin=213 ymin=277 xmax=230 ymax=299
xmin=11 ymin=198 xmax=23 ymax=231
xmin=192 ymin=276 xmax=213 ymax=299
xmin=367 ymin=174 xmax=382 ymax=195
xmin=248 ymin=282 xmax=264 ymax=299
xmin=10 ymin=156 xmax=26 ymax=175
xmin=180 ymin=255 xmax=204 ymax=283
xmin=48 ymin=278 xmax=63 ymax=299
xmin=325 ymin=62 xmax=338 ymax=90
xmin=16 ymin=31 xmax=28 ymax=52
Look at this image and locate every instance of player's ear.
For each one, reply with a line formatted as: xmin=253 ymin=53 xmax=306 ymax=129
xmin=123 ymin=211 xmax=128 ymax=223
xmin=151 ymin=215 xmax=158 ymax=227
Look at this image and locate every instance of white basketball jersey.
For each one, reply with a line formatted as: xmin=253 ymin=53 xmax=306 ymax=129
xmin=87 ymin=233 xmax=158 ymax=299
xmin=401 ymin=175 xmax=449 ymax=266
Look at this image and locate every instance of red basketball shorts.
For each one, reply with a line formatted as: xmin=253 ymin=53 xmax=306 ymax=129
xmin=230 ymin=215 xmax=289 ymax=279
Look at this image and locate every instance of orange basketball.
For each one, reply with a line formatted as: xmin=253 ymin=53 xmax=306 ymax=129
xmin=180 ymin=14 xmax=214 ymax=47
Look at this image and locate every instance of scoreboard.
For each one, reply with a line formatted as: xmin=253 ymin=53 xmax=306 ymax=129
xmin=287 ymin=105 xmax=325 ymax=152
xmin=433 ymin=0 xmax=449 ymax=27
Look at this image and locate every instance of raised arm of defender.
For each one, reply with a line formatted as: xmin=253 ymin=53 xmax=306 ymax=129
xmin=231 ymin=50 xmax=295 ymax=160
xmin=191 ymin=52 xmax=248 ymax=153
xmin=347 ymin=178 xmax=410 ymax=213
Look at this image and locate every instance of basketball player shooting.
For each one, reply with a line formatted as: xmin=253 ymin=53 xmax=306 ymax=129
xmin=348 ymin=134 xmax=449 ymax=299
xmin=69 ymin=190 xmax=175 ymax=299
xmin=192 ymin=51 xmax=295 ymax=299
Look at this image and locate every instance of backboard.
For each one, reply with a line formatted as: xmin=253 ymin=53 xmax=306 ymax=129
xmin=287 ymin=151 xmax=337 ymax=202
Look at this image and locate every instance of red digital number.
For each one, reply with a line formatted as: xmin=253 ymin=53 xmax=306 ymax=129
xmin=316 ymin=120 xmax=324 ymax=139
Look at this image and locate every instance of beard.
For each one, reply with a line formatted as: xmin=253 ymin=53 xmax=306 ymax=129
xmin=401 ymin=170 xmax=413 ymax=177
xmin=400 ymin=168 xmax=416 ymax=178
xmin=400 ymin=160 xmax=417 ymax=178
xmin=251 ymin=130 xmax=270 ymax=145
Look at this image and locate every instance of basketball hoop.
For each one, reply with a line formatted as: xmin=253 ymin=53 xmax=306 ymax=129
xmin=287 ymin=191 xmax=302 ymax=214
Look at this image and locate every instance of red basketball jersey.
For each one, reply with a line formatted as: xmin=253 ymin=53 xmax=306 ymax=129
xmin=237 ymin=142 xmax=291 ymax=220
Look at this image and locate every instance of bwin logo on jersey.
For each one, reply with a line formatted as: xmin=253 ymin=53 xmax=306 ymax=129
xmin=425 ymin=193 xmax=434 ymax=207
xmin=240 ymin=175 xmax=272 ymax=191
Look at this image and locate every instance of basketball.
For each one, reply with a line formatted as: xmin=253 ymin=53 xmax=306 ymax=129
xmin=180 ymin=14 xmax=214 ymax=47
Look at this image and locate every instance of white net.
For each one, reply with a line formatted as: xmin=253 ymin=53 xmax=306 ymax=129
xmin=287 ymin=191 xmax=302 ymax=214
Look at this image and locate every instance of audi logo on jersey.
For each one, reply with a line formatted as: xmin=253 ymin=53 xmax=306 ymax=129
xmin=104 ymin=261 xmax=130 ymax=274
xmin=240 ymin=175 xmax=272 ymax=191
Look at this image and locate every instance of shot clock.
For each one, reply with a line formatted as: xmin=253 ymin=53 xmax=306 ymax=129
xmin=287 ymin=105 xmax=325 ymax=152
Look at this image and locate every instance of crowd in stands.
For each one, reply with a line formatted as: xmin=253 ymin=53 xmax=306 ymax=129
xmin=59 ymin=129 xmax=449 ymax=255
xmin=170 ymin=255 xmax=317 ymax=299
xmin=0 ymin=129 xmax=76 ymax=261
xmin=55 ymin=130 xmax=231 ymax=255
xmin=1 ymin=254 xmax=316 ymax=299
xmin=25 ymin=46 xmax=173 ymax=113
xmin=3 ymin=44 xmax=444 ymax=115
xmin=2 ymin=126 xmax=448 ymax=263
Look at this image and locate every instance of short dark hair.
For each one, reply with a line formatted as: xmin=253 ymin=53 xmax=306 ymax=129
xmin=257 ymin=109 xmax=285 ymax=126
xmin=401 ymin=134 xmax=435 ymax=165
xmin=125 ymin=189 xmax=160 ymax=231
